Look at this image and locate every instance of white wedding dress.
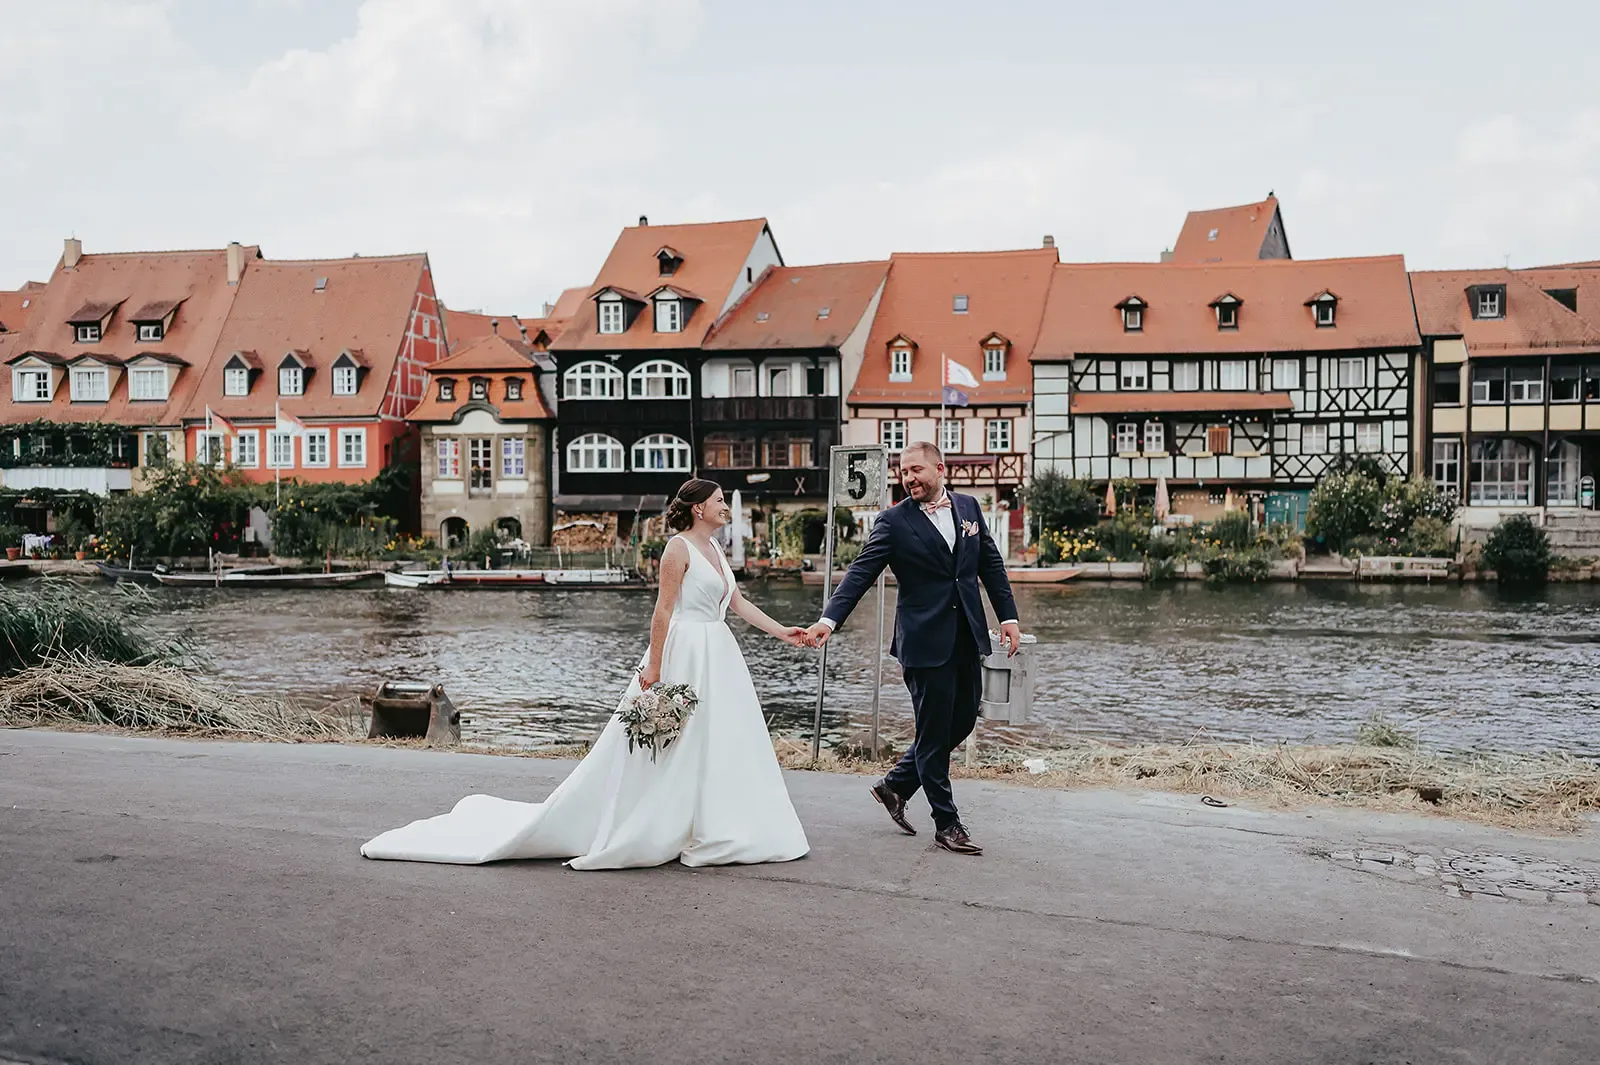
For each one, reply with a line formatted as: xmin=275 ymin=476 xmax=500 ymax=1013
xmin=360 ymin=535 xmax=810 ymax=870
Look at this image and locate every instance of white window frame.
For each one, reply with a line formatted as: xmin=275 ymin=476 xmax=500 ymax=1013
xmin=1119 ymin=361 xmax=1149 ymax=390
xmin=129 ymin=366 xmax=168 ymax=401
xmin=880 ymin=420 xmax=907 ymax=452
xmin=1215 ymin=302 xmax=1238 ymax=329
xmin=197 ymin=431 xmax=225 ymax=467
xmin=70 ymin=366 xmax=109 ymax=402
xmin=631 ymin=433 xmax=692 ymax=472
xmin=1171 ymin=362 xmax=1200 ymax=391
xmin=1303 ymin=423 xmax=1329 ymax=455
xmin=137 ymin=322 xmax=163 ymax=343
xmin=13 ymin=368 xmax=53 ymax=402
xmin=435 ymin=437 xmax=460 ymax=479
xmin=267 ymin=430 xmax=294 ymax=470
xmin=279 ymin=365 xmax=304 ymax=396
xmin=983 ymin=346 xmax=1006 ymax=380
xmin=1431 ymin=439 xmax=1461 ymax=493
xmin=304 ymin=428 xmax=330 ymax=468
xmin=501 ymin=437 xmax=526 ymax=478
xmin=75 ymin=324 xmax=101 ymax=343
xmin=1122 ymin=307 xmax=1143 ymax=331
xmin=1271 ymin=358 xmax=1301 ymax=390
xmin=1477 ymin=289 xmax=1502 ymax=319
xmin=233 ymin=429 xmax=259 ymax=469
xmin=470 ymin=378 xmax=489 ymax=401
xmin=627 ymin=360 xmax=691 ymax=399
xmin=564 ymin=360 xmax=623 ymax=399
xmin=1469 ymin=438 xmax=1534 ymax=505
xmin=337 ymin=428 xmax=367 ymax=468
xmin=1355 ymin=423 xmax=1382 ymax=453
xmin=332 ymin=365 xmax=359 ymax=396
xmin=1338 ymin=358 xmax=1367 ymax=389
xmin=567 ymin=433 xmax=625 ymax=473
xmin=598 ymin=298 xmax=625 ymax=334
xmin=1314 ymin=300 xmax=1336 ymax=326
xmin=1218 ymin=360 xmax=1249 ymax=390
xmin=224 ymin=366 xmax=250 ymax=397
xmin=985 ymin=418 xmax=1012 ymax=453
xmin=1508 ymin=368 xmax=1544 ymax=404
xmin=1115 ymin=422 xmax=1139 ymax=454
xmin=939 ymin=419 xmax=963 ymax=454
xmin=889 ymin=347 xmax=913 ymax=381
xmin=953 ymin=294 xmax=969 ymax=314
xmin=654 ymin=298 xmax=682 ymax=333
xmin=1142 ymin=420 xmax=1165 ymax=454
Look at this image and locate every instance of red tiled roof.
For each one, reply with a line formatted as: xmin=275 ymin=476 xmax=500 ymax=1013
xmin=1509 ymin=265 xmax=1600 ymax=331
xmin=554 ymin=219 xmax=773 ymax=352
xmin=0 ymin=247 xmax=254 ymax=426
xmin=1410 ymin=269 xmax=1600 ymax=356
xmin=188 ymin=254 xmax=430 ymax=422
xmin=704 ymin=260 xmax=888 ymax=350
xmin=0 ymin=284 xmax=44 ymax=334
xmin=1036 ymin=256 xmax=1419 ymax=359
xmin=549 ymin=286 xmax=588 ymax=320
xmin=444 ymin=308 xmax=567 ymax=352
xmin=1171 ymin=196 xmax=1286 ymax=263
xmin=1071 ymin=391 xmax=1294 ymax=415
xmin=409 ymin=334 xmax=553 ymax=422
xmin=850 ymin=248 xmax=1058 ymax=405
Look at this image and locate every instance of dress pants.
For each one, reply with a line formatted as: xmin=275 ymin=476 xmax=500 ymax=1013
xmin=883 ymin=613 xmax=983 ymax=830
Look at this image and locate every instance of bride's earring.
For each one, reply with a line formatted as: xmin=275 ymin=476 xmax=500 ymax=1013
xmin=694 ymin=507 xmax=704 ymax=521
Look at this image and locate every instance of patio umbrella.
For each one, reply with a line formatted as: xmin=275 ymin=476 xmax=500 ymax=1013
xmin=730 ymin=489 xmax=745 ymax=569
xmin=1154 ymin=475 xmax=1170 ymax=521
xmin=1223 ymin=486 xmax=1237 ymax=512
xmin=1104 ymin=480 xmax=1117 ymax=516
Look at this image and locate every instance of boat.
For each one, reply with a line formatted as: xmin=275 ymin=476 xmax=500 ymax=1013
xmin=154 ymin=567 xmax=382 ymax=588
xmin=802 ymin=565 xmax=1083 ymax=586
xmin=384 ymin=567 xmax=648 ymax=590
xmin=93 ymin=560 xmax=166 ymax=585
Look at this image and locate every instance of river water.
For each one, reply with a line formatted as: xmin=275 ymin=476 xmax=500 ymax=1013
xmin=107 ymin=579 xmax=1600 ymax=757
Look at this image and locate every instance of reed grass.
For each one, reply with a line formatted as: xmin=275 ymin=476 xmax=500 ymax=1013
xmin=0 ymin=580 xmax=199 ymax=676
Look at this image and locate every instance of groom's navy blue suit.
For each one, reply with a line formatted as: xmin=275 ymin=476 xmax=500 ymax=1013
xmin=822 ymin=490 xmax=1018 ymax=830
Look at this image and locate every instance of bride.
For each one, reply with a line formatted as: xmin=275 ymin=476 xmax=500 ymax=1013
xmin=360 ymin=478 xmax=812 ymax=870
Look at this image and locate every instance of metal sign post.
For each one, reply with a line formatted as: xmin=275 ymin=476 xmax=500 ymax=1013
xmin=812 ymin=445 xmax=889 ymax=762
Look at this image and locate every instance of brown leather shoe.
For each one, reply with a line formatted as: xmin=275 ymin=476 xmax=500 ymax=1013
xmin=871 ymin=781 xmax=917 ymax=835
xmin=934 ymin=822 xmax=983 ymax=856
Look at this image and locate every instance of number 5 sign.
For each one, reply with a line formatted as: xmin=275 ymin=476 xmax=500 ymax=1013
xmin=829 ymin=445 xmax=888 ymax=509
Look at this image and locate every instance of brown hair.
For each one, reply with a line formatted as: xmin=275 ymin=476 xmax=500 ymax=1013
xmin=665 ymin=478 xmax=721 ymax=531
xmin=901 ymin=440 xmax=944 ymax=464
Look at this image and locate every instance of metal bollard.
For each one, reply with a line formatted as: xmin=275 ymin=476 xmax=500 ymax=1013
xmin=980 ymin=632 xmax=1037 ymax=724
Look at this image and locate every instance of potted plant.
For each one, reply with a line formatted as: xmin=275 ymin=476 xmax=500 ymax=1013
xmin=0 ymin=522 xmax=23 ymax=561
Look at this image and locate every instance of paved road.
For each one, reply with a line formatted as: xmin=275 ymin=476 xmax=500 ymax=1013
xmin=3 ymin=729 xmax=1598 ymax=1065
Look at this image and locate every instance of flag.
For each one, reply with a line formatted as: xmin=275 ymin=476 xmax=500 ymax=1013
xmin=941 ymin=386 xmax=970 ymax=407
xmin=944 ymin=357 xmax=980 ymax=390
xmin=276 ymin=404 xmax=305 ymax=436
xmin=206 ymin=406 xmax=237 ymax=436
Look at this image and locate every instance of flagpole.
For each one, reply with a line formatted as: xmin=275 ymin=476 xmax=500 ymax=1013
xmin=939 ymin=353 xmax=947 ymax=450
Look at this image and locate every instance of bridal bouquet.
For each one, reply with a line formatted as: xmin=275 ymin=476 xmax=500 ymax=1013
xmin=619 ymin=682 xmax=698 ymax=762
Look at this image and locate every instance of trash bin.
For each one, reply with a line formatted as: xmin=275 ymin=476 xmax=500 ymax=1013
xmin=980 ymin=632 xmax=1037 ymax=724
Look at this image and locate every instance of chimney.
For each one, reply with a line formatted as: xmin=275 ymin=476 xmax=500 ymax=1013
xmin=63 ymin=237 xmax=83 ymax=270
xmin=638 ymin=214 xmax=649 ymax=227
xmin=490 ymin=318 xmax=500 ymax=336
xmin=542 ymin=301 xmax=554 ymax=317
xmin=1042 ymin=234 xmax=1055 ymax=249
xmin=226 ymin=241 xmax=245 ymax=286
xmin=1159 ymin=248 xmax=1174 ymax=263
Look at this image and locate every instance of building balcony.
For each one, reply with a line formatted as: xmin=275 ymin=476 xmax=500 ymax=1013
xmin=699 ymin=396 xmax=840 ymax=424
xmin=559 ymin=398 xmax=692 ymax=426
xmin=0 ymin=465 xmax=134 ymax=495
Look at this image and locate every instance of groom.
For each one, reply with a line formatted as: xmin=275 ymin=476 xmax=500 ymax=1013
xmin=806 ymin=441 xmax=1020 ymax=856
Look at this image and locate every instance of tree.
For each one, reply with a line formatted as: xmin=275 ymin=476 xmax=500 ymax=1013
xmin=1024 ymin=469 xmax=1101 ymax=539
xmin=1482 ymin=515 xmax=1552 ymax=584
xmin=1306 ymin=470 xmax=1382 ymax=552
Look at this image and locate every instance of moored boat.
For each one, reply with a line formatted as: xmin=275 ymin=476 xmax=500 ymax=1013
xmin=155 ymin=568 xmax=382 ymax=588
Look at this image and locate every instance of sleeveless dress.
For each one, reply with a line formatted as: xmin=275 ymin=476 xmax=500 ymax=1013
xmin=359 ymin=535 xmax=810 ymax=869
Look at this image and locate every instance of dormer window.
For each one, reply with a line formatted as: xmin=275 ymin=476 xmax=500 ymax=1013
xmin=655 ymin=298 xmax=682 ymax=333
xmin=438 ymin=378 xmax=455 ymax=401
xmin=70 ymin=364 xmax=109 ymax=402
xmin=330 ymin=350 xmax=365 ymax=397
xmin=953 ymin=295 xmax=969 ymax=314
xmin=1117 ymin=296 xmax=1145 ymax=332
xmin=889 ymin=341 xmax=914 ymax=382
xmin=470 ymin=377 xmax=489 ymax=401
xmin=506 ymin=377 xmax=523 ymax=401
xmin=598 ymin=297 xmax=625 ymax=334
xmin=1211 ymin=294 xmax=1241 ymax=330
xmin=656 ymin=247 xmax=683 ymax=276
xmin=1473 ymin=285 xmax=1505 ymax=319
xmin=980 ymin=332 xmax=1009 ymax=381
xmin=1307 ymin=291 xmax=1339 ymax=327
xmin=138 ymin=323 xmax=164 ymax=342
xmin=76 ymin=324 xmax=101 ymax=343
xmin=277 ymin=352 xmax=310 ymax=398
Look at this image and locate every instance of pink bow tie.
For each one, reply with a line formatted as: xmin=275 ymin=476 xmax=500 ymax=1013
xmin=922 ymin=496 xmax=951 ymax=514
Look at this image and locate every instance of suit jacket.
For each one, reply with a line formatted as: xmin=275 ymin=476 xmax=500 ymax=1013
xmin=823 ymin=491 xmax=1018 ymax=669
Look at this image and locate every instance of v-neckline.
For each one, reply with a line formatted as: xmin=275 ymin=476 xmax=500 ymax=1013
xmin=682 ymin=534 xmax=730 ymax=604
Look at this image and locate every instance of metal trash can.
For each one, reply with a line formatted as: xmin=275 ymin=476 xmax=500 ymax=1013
xmin=980 ymin=632 xmax=1037 ymax=724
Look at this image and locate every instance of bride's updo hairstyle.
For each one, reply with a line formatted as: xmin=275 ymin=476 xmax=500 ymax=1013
xmin=665 ymin=478 xmax=721 ymax=532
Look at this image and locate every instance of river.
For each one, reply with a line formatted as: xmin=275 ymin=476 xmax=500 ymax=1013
xmin=101 ymin=579 xmax=1600 ymax=757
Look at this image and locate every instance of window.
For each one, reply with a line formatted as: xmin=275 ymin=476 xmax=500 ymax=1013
xmin=224 ymin=366 xmax=249 ymax=397
xmin=627 ymin=360 xmax=691 ymax=399
xmin=983 ymin=346 xmax=1006 ymax=379
xmin=1207 ymin=228 xmax=1219 ymax=241
xmin=732 ymin=366 xmax=756 ymax=397
xmin=658 ymin=251 xmax=680 ymax=276
xmin=13 ymin=368 xmax=51 ymax=401
xmin=1431 ymin=439 xmax=1461 ymax=493
xmin=338 ymin=428 xmax=366 ymax=468
xmin=75 ymin=324 xmax=100 ymax=343
xmin=137 ymin=323 xmax=162 ymax=343
xmin=1143 ymin=421 xmax=1165 ymax=453
xmin=1548 ymin=440 xmax=1581 ymax=506
xmin=197 ymin=431 xmax=225 ymax=467
xmin=501 ymin=437 xmax=526 ymax=478
xmin=1271 ymin=359 xmax=1301 ymax=390
xmin=469 ymin=438 xmax=492 ymax=489
xmin=1587 ymin=365 xmax=1600 ymax=402
xmin=768 ymin=367 xmax=790 ymax=396
xmin=304 ymin=429 xmax=330 ymax=467
xmin=1215 ymin=301 xmax=1238 ymax=329
xmin=506 ymin=378 xmax=523 ymax=401
xmin=598 ymin=299 xmax=625 ymax=334
xmin=438 ymin=378 xmax=456 ymax=401
xmin=70 ymin=367 xmax=108 ymax=402
xmin=1471 ymin=365 xmax=1506 ymax=404
xmin=333 ymin=366 xmax=359 ymax=396
xmin=880 ymin=420 xmax=907 ymax=452
xmin=940 ymin=418 xmax=963 ymax=454
xmin=1476 ymin=288 xmax=1503 ymax=319
xmin=279 ymin=366 xmax=304 ymax=396
xmin=1355 ymin=423 xmax=1382 ymax=453
xmin=568 ymin=433 xmax=624 ymax=472
xmin=1116 ymin=422 xmax=1138 ymax=454
xmin=984 ymin=418 xmax=1011 ymax=453
xmin=142 ymin=431 xmax=171 ymax=467
xmin=435 ymin=437 xmax=460 ymax=478
xmin=1551 ymin=364 xmax=1581 ymax=402
xmin=1303 ymin=423 xmax=1328 ymax=454
xmin=1337 ymin=358 xmax=1366 ymax=389
xmin=1122 ymin=306 xmax=1143 ymax=331
xmin=129 ymin=367 xmax=167 ymax=401
xmin=1469 ymin=438 xmax=1534 ymax=504
xmin=233 ymin=430 xmax=259 ymax=469
xmin=470 ymin=378 xmax=488 ymax=401
xmin=654 ymin=299 xmax=683 ymax=333
xmin=1433 ymin=364 xmax=1462 ymax=405
xmin=1218 ymin=360 xmax=1248 ymax=390
xmin=1120 ymin=361 xmax=1148 ymax=390
xmin=1312 ymin=297 xmax=1337 ymax=327
xmin=890 ymin=347 xmax=913 ymax=380
xmin=1508 ymin=365 xmax=1543 ymax=404
xmin=953 ymin=294 xmax=969 ymax=314
xmin=1172 ymin=362 xmax=1200 ymax=391
xmin=763 ymin=433 xmax=815 ymax=468
xmin=268 ymin=431 xmax=294 ymax=469
xmin=703 ymin=433 xmax=756 ymax=469
xmin=564 ymin=360 xmax=623 ymax=399
xmin=631 ymin=433 xmax=692 ymax=472
xmin=1207 ymin=425 xmax=1232 ymax=454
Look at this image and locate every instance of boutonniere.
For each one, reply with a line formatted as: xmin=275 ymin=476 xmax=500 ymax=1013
xmin=962 ymin=519 xmax=980 ymax=537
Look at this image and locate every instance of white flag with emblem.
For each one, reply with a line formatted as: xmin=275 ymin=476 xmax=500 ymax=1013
xmin=944 ymin=357 xmax=979 ymax=390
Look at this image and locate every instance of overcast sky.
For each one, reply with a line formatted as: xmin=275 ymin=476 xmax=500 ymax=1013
xmin=4 ymin=1 xmax=1597 ymax=312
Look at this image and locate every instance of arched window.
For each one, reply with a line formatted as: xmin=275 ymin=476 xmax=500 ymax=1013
xmin=627 ymin=360 xmax=691 ymax=399
xmin=567 ymin=433 xmax=625 ymax=473
xmin=631 ymin=433 xmax=692 ymax=472
xmin=564 ymin=360 xmax=623 ymax=399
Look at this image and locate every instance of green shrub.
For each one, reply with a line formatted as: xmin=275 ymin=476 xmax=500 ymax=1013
xmin=1107 ymin=512 xmax=1149 ymax=561
xmin=1307 ymin=470 xmax=1382 ymax=552
xmin=1208 ymin=511 xmax=1254 ymax=551
xmin=833 ymin=539 xmax=863 ymax=565
xmin=1147 ymin=556 xmax=1179 ymax=582
xmin=1482 ymin=515 xmax=1552 ymax=584
xmin=1402 ymin=516 xmax=1456 ymax=558
xmin=1025 ymin=469 xmax=1102 ymax=538
xmin=1377 ymin=476 xmax=1459 ymax=543
xmin=1145 ymin=533 xmax=1178 ymax=561
xmin=1203 ymin=549 xmax=1272 ymax=584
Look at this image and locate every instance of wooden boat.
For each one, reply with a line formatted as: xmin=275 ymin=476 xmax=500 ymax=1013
xmin=93 ymin=561 xmax=165 ymax=585
xmin=801 ymin=565 xmax=1082 ymax=586
xmin=384 ymin=567 xmax=647 ymax=590
xmin=155 ymin=568 xmax=381 ymax=588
